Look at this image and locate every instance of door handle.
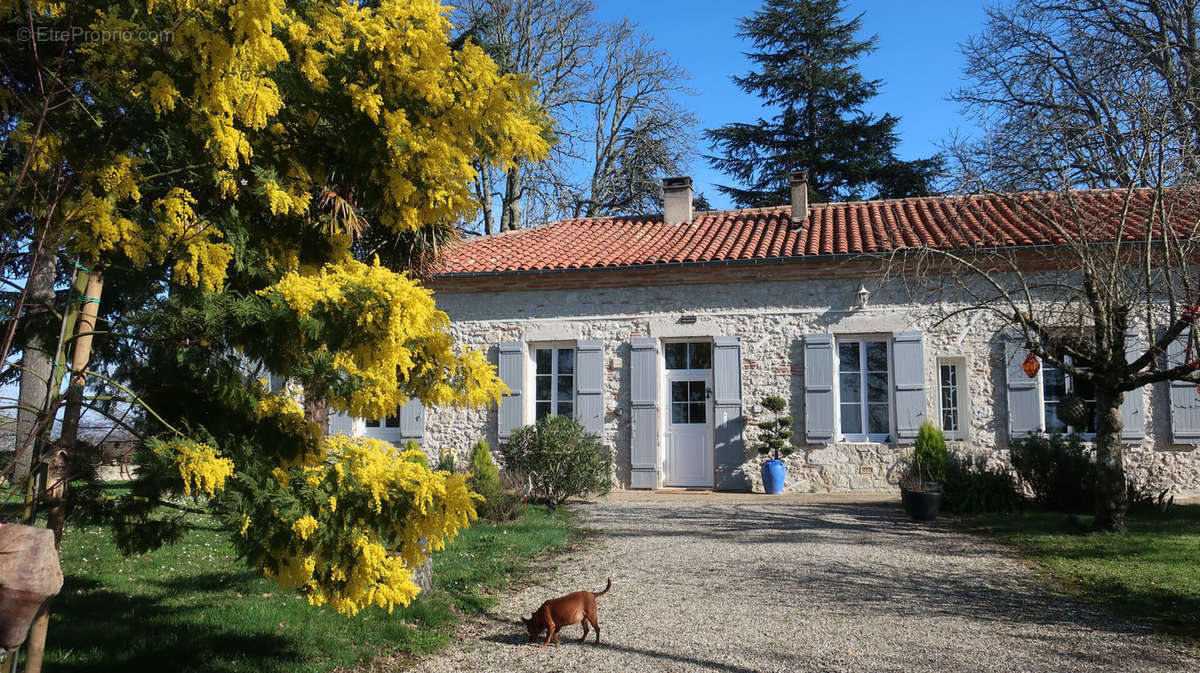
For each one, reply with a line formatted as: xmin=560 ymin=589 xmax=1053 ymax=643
xmin=706 ymin=387 xmax=713 ymax=399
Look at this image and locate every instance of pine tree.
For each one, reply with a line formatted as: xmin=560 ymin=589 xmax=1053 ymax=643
xmin=705 ymin=0 xmax=941 ymax=207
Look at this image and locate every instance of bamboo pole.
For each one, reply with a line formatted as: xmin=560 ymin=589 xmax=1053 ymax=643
xmin=23 ymin=265 xmax=101 ymax=673
xmin=51 ymin=268 xmax=104 ymax=546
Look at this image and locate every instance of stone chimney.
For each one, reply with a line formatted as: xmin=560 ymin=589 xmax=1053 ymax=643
xmin=662 ymin=176 xmax=693 ymax=225
xmin=790 ymin=170 xmax=809 ymax=224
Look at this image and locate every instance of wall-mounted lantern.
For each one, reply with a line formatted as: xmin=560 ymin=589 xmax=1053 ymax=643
xmin=856 ymin=282 xmax=870 ymax=309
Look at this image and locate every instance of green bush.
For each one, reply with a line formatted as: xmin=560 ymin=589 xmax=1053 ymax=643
xmin=1009 ymin=432 xmax=1097 ymax=512
xmin=500 ymin=415 xmax=612 ymax=505
xmin=941 ymin=452 xmax=1024 ymax=514
xmin=755 ymin=395 xmax=795 ymax=460
xmin=901 ymin=422 xmax=948 ymax=491
xmin=467 ymin=440 xmax=519 ymax=521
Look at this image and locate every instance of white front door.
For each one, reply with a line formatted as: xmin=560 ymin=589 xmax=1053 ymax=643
xmin=664 ymin=342 xmax=714 ymax=488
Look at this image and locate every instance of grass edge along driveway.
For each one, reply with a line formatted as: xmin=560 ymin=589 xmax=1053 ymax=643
xmin=960 ymin=504 xmax=1200 ymax=645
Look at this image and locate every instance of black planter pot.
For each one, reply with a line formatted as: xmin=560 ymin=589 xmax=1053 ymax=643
xmin=901 ymin=488 xmax=942 ymax=522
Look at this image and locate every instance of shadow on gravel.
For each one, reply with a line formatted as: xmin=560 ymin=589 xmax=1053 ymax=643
xmin=570 ymin=500 xmax=1192 ymax=653
xmin=578 ymin=501 xmax=946 ymax=543
xmin=478 ymin=634 xmax=763 ymax=673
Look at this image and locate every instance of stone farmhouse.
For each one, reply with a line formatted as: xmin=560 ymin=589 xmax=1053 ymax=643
xmin=336 ymin=174 xmax=1200 ymax=495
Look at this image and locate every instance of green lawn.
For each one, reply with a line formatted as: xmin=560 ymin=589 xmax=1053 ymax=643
xmin=46 ymin=503 xmax=573 ymax=672
xmin=962 ymin=504 xmax=1200 ymax=642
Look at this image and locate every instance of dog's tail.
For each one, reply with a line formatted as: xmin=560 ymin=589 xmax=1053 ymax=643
xmin=593 ymin=577 xmax=611 ymax=599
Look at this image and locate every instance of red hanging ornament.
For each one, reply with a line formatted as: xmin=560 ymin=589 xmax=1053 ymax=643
xmin=1022 ymin=353 xmax=1040 ymax=379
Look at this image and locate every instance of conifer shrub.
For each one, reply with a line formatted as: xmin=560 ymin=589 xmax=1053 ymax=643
xmin=755 ymin=395 xmax=795 ymax=460
xmin=902 ymin=422 xmax=949 ymax=491
xmin=435 ymin=447 xmax=456 ymax=473
xmin=468 ymin=440 xmax=518 ymax=521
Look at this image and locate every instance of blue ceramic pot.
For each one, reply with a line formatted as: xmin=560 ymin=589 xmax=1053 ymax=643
xmin=761 ymin=460 xmax=786 ymax=494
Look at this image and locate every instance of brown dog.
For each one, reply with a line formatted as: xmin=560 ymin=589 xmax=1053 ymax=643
xmin=521 ymin=578 xmax=611 ymax=647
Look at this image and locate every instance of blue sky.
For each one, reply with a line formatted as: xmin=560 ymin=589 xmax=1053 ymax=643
xmin=592 ymin=1 xmax=992 ymax=208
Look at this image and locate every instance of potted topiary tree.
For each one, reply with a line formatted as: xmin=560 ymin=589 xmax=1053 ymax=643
xmin=756 ymin=395 xmax=795 ymax=494
xmin=900 ymin=421 xmax=949 ymax=521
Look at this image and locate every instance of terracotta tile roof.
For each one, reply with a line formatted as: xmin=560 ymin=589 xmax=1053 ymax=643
xmin=435 ymin=189 xmax=1197 ymax=275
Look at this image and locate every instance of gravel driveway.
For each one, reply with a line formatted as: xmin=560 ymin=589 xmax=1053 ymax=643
xmin=411 ymin=497 xmax=1199 ymax=673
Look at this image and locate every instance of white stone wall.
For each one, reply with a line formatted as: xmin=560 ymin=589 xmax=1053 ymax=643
xmin=423 ymin=271 xmax=1200 ymax=496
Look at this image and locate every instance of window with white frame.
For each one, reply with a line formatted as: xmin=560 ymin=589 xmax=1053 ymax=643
xmin=534 ymin=347 xmax=574 ymax=420
xmin=1042 ymin=359 xmax=1097 ymax=435
xmin=838 ymin=340 xmax=891 ymax=441
xmin=365 ymin=412 xmax=399 ymax=429
xmin=938 ymin=358 xmax=966 ymax=439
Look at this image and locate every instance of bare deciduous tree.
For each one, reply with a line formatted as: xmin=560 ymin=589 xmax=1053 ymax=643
xmin=455 ymin=0 xmax=695 ymax=231
xmin=907 ymin=0 xmax=1200 ymax=532
xmin=569 ymin=19 xmax=696 ymax=218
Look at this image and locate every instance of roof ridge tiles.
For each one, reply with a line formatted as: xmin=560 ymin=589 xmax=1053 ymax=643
xmin=433 ymin=187 xmax=1189 ymax=276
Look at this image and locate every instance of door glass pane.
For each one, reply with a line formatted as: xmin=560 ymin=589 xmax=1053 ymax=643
xmin=557 ymin=375 xmax=573 ymax=400
xmin=689 ymin=342 xmax=712 ymax=369
xmin=557 ymin=348 xmax=574 ymax=374
xmin=866 ymin=342 xmax=888 ymax=372
xmin=671 ymin=381 xmax=688 ymax=403
xmin=558 ymin=402 xmax=573 ymax=418
xmin=867 ymin=373 xmax=889 ymax=403
xmin=838 ymin=342 xmax=859 ymax=370
xmin=385 ymin=413 xmax=400 ymax=428
xmin=868 ymin=403 xmax=889 ymax=435
xmin=689 ymin=381 xmax=705 ymax=401
xmin=665 ymin=343 xmax=687 ymax=369
xmin=536 ymin=348 xmax=552 ymax=375
xmin=536 ymin=375 xmax=552 ymax=401
xmin=366 ymin=419 xmax=380 ymax=428
xmin=690 ymin=402 xmax=706 ymax=423
xmin=672 ymin=403 xmax=688 ymax=424
xmin=840 ymin=403 xmax=862 ymax=434
xmin=536 ymin=401 xmax=551 ymax=420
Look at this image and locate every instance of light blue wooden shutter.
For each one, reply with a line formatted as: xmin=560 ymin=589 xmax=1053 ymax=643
xmin=1121 ymin=327 xmax=1146 ymax=441
xmin=713 ymin=336 xmax=746 ymax=491
xmin=892 ymin=332 xmax=926 ymax=441
xmin=399 ymin=399 xmax=425 ymax=441
xmin=575 ymin=340 xmax=604 ymax=438
xmin=1005 ymin=339 xmax=1041 ymax=438
xmin=630 ymin=338 xmax=659 ymax=489
xmin=327 ymin=411 xmax=355 ymax=436
xmin=1168 ymin=330 xmax=1200 ymax=443
xmin=804 ymin=334 xmax=835 ymax=442
xmin=497 ymin=341 xmax=524 ymax=441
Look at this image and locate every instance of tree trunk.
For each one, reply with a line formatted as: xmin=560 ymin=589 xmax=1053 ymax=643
xmin=499 ymin=167 xmax=523 ymax=232
xmin=475 ymin=165 xmax=495 ymax=236
xmin=1092 ymin=387 xmax=1127 ymax=532
xmin=303 ymin=396 xmax=329 ymax=435
xmin=13 ymin=250 xmax=56 ymax=484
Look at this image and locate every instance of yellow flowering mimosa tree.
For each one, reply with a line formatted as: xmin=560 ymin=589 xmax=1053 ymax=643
xmin=1 ymin=0 xmax=548 ymax=623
